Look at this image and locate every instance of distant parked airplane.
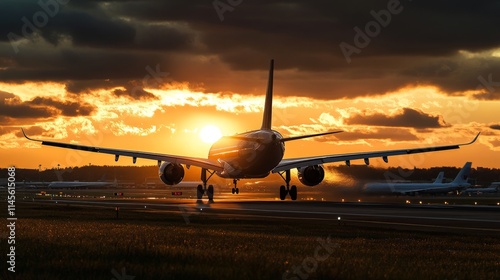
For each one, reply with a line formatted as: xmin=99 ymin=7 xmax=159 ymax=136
xmin=462 ymin=182 xmax=500 ymax=195
xmin=433 ymin=171 xmax=445 ymax=184
xmin=363 ymin=162 xmax=472 ymax=195
xmin=46 ymin=181 xmax=115 ymax=189
xmin=23 ymin=60 xmax=480 ymax=201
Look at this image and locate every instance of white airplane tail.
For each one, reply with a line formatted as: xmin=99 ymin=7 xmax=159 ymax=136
xmin=452 ymin=162 xmax=472 ymax=184
xmin=433 ymin=172 xmax=444 ymax=184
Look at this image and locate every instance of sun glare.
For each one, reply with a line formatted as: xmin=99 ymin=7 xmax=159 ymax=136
xmin=199 ymin=125 xmax=222 ymax=144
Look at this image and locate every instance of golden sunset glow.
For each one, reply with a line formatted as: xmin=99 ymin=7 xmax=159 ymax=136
xmin=199 ymin=125 xmax=222 ymax=144
xmin=1 ymin=1 xmax=499 ymax=170
xmin=1 ymin=80 xmax=499 ymax=169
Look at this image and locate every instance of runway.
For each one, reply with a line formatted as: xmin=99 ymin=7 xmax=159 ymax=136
xmin=22 ymin=197 xmax=500 ymax=234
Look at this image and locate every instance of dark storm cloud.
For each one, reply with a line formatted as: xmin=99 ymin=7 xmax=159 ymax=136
xmin=28 ymin=96 xmax=95 ymax=116
xmin=1 ymin=0 xmax=500 ymax=98
xmin=0 ymin=91 xmax=53 ymax=119
xmin=490 ymin=124 xmax=500 ymax=130
xmin=13 ymin=125 xmax=47 ymax=137
xmin=0 ymin=46 xmax=170 ymax=81
xmin=0 ymin=90 xmax=95 ymax=124
xmin=0 ymin=126 xmax=17 ymax=136
xmin=112 ymin=86 xmax=157 ymax=100
xmin=346 ymin=108 xmax=448 ymax=129
xmin=65 ymin=80 xmax=158 ymax=100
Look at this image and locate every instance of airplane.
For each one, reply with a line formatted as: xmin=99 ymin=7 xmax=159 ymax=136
xmin=462 ymin=182 xmax=500 ymax=195
xmin=1 ymin=180 xmax=116 ymax=189
xmin=46 ymin=181 xmax=115 ymax=189
xmin=363 ymin=162 xmax=473 ymax=195
xmin=433 ymin=171 xmax=445 ymax=184
xmin=22 ymin=60 xmax=480 ymax=201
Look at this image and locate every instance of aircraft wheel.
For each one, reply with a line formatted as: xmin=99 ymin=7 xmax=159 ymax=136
xmin=235 ymin=188 xmax=239 ymax=194
xmin=290 ymin=185 xmax=297 ymax=201
xmin=279 ymin=185 xmax=287 ymax=200
xmin=232 ymin=188 xmax=235 ymax=194
xmin=207 ymin=185 xmax=214 ymax=202
xmin=197 ymin=185 xmax=204 ymax=200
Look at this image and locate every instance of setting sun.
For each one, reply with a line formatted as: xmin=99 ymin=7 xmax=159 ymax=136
xmin=199 ymin=125 xmax=222 ymax=144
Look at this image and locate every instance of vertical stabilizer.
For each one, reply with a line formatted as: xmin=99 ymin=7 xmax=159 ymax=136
xmin=433 ymin=172 xmax=444 ymax=184
xmin=452 ymin=162 xmax=472 ymax=184
xmin=261 ymin=59 xmax=274 ymax=130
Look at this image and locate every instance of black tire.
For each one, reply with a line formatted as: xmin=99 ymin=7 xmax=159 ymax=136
xmin=232 ymin=188 xmax=235 ymax=194
xmin=235 ymin=188 xmax=239 ymax=194
xmin=279 ymin=185 xmax=287 ymax=200
xmin=207 ymin=185 xmax=214 ymax=201
xmin=290 ymin=185 xmax=297 ymax=201
xmin=197 ymin=185 xmax=204 ymax=200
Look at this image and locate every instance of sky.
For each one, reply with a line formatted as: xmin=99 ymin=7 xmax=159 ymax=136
xmin=1 ymin=0 xmax=500 ymax=170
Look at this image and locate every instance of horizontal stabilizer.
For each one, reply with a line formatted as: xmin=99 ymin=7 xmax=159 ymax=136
xmin=281 ymin=130 xmax=343 ymax=142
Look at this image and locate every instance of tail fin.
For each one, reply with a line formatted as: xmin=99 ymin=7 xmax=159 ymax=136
xmin=433 ymin=171 xmax=444 ymax=184
xmin=452 ymin=162 xmax=472 ymax=184
xmin=261 ymin=59 xmax=274 ymax=130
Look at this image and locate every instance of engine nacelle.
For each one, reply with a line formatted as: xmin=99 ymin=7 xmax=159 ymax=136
xmin=158 ymin=162 xmax=184 ymax=185
xmin=298 ymin=165 xmax=325 ymax=186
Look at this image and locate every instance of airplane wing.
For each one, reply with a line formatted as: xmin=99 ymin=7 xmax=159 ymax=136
xmin=273 ymin=133 xmax=480 ymax=172
xmin=22 ymin=129 xmax=223 ymax=172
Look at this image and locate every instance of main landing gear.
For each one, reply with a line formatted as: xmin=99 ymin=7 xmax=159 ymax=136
xmin=197 ymin=168 xmax=216 ymax=202
xmin=231 ymin=179 xmax=240 ymax=194
xmin=278 ymin=169 xmax=297 ymax=201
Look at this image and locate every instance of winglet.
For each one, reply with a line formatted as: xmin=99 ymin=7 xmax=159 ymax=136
xmin=463 ymin=132 xmax=480 ymax=146
xmin=21 ymin=128 xmax=41 ymax=142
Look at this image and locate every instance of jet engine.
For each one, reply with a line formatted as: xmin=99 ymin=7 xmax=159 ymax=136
xmin=158 ymin=162 xmax=184 ymax=185
xmin=298 ymin=165 xmax=325 ymax=186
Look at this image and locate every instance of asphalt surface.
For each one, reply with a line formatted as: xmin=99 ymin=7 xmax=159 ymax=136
xmin=23 ymin=197 xmax=500 ymax=235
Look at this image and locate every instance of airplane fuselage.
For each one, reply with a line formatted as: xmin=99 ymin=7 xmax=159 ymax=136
xmin=364 ymin=182 xmax=470 ymax=195
xmin=208 ymin=130 xmax=285 ymax=178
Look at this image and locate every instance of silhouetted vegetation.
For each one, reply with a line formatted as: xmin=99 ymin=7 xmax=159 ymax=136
xmin=2 ymin=164 xmax=499 ymax=187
